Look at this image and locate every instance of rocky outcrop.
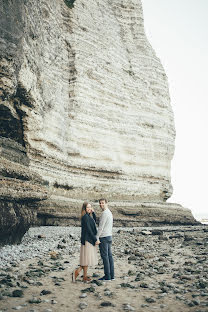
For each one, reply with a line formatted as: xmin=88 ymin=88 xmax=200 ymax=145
xmin=0 ymin=137 xmax=49 ymax=245
xmin=0 ymin=2 xmax=48 ymax=245
xmin=0 ymin=0 xmax=197 ymax=239
xmin=0 ymin=138 xmax=48 ymax=245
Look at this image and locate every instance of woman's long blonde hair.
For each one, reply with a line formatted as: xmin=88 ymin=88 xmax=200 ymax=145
xmin=81 ymin=201 xmax=91 ymax=218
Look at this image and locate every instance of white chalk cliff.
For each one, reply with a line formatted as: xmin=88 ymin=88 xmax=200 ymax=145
xmin=0 ymin=0 xmax=196 ymax=237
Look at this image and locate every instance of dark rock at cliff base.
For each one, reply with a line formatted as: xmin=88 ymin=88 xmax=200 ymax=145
xmin=0 ymin=140 xmax=48 ymax=246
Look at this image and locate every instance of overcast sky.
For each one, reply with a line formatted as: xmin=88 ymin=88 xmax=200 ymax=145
xmin=142 ymin=0 xmax=208 ymax=221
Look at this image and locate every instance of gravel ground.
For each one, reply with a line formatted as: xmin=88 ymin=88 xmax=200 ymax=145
xmin=0 ymin=225 xmax=208 ymax=312
xmin=0 ymin=227 xmax=81 ymax=268
xmin=0 ymin=225 xmax=203 ymax=268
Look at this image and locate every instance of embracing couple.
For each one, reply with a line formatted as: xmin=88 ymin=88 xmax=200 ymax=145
xmin=72 ymin=198 xmax=114 ymax=283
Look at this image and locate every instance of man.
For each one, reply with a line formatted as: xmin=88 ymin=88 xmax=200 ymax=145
xmin=97 ymin=198 xmax=114 ymax=281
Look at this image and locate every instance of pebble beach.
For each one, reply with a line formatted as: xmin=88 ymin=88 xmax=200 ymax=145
xmin=0 ymin=225 xmax=208 ymax=312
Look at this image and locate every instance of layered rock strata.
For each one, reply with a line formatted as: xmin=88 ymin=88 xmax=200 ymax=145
xmin=0 ymin=2 xmax=48 ymax=245
xmin=0 ymin=0 xmax=197 ymax=237
xmin=0 ymin=138 xmax=48 ymax=245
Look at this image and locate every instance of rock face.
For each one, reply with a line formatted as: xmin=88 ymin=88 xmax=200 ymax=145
xmin=0 ymin=0 xmax=197 ymax=237
xmin=0 ymin=137 xmax=48 ymax=245
xmin=0 ymin=2 xmax=48 ymax=244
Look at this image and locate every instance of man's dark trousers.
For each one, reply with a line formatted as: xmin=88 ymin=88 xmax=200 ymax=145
xmin=99 ymin=236 xmax=114 ymax=280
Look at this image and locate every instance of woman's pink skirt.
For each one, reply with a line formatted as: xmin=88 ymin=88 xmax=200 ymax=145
xmin=80 ymin=241 xmax=98 ymax=266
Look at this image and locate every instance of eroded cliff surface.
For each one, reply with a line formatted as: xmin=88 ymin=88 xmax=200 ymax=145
xmin=0 ymin=0 xmax=197 ymax=238
xmin=0 ymin=1 xmax=48 ymax=244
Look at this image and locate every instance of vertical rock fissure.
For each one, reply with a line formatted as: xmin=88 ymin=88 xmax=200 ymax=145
xmin=0 ymin=104 xmax=24 ymax=146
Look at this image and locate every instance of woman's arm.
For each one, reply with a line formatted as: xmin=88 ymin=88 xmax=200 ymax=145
xmin=92 ymin=212 xmax=96 ymax=223
xmin=83 ymin=215 xmax=97 ymax=245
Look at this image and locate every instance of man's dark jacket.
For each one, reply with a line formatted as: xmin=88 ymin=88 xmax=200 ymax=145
xmin=81 ymin=212 xmax=97 ymax=246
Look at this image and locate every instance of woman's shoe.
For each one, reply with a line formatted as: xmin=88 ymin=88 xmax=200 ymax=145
xmin=83 ymin=276 xmax=91 ymax=283
xmin=72 ymin=269 xmax=79 ymax=283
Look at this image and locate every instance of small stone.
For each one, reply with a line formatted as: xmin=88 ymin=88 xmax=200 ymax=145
xmin=100 ymin=301 xmax=115 ymax=307
xmin=104 ymin=290 xmax=113 ymax=296
xmin=159 ymin=235 xmax=168 ymax=241
xmin=91 ymin=279 xmax=103 ymax=286
xmin=42 ymin=299 xmax=50 ymax=303
xmin=51 ymin=299 xmax=58 ymax=304
xmin=192 ymin=299 xmax=200 ymax=305
xmin=141 ymin=230 xmax=152 ymax=235
xmin=1 ymin=290 xmax=12 ymax=297
xmin=176 ymin=295 xmax=185 ymax=301
xmin=81 ymin=286 xmax=95 ymax=293
xmin=79 ymin=302 xmax=88 ymax=309
xmin=28 ymin=297 xmax=42 ymax=304
xmin=12 ymin=306 xmax=22 ymax=310
xmin=157 ymin=268 xmax=165 ymax=274
xmin=180 ymin=275 xmax=192 ymax=281
xmin=151 ymin=230 xmax=163 ymax=235
xmin=169 ymin=234 xmax=183 ymax=239
xmin=27 ymin=279 xmax=35 ymax=285
xmin=12 ymin=289 xmax=24 ymax=298
xmin=37 ymin=260 xmax=44 ymax=266
xmin=184 ymin=235 xmax=194 ymax=241
xmin=38 ymin=235 xmax=46 ymax=239
xmin=79 ymin=293 xmax=87 ymax=298
xmin=49 ymin=251 xmax=59 ymax=260
xmin=186 ymin=300 xmax=195 ymax=307
xmin=128 ymin=256 xmax=137 ymax=261
xmin=123 ymin=303 xmax=135 ymax=311
xmin=128 ymin=270 xmax=135 ymax=276
xmin=125 ymin=249 xmax=131 ymax=255
xmin=40 ymin=290 xmax=52 ymax=296
xmin=120 ymin=283 xmax=135 ymax=289
xmin=22 ymin=303 xmax=28 ymax=307
xmin=145 ymin=297 xmax=156 ymax=303
xmin=94 ymin=292 xmax=102 ymax=299
xmin=197 ymin=279 xmax=208 ymax=289
xmin=57 ymin=244 xmax=66 ymax=249
xmin=140 ymin=282 xmax=149 ymax=288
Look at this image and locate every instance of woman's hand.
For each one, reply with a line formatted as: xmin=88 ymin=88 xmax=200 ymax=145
xmin=91 ymin=207 xmax=94 ymax=213
xmin=95 ymin=240 xmax=100 ymax=245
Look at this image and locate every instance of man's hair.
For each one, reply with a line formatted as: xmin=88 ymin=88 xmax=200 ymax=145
xmin=99 ymin=198 xmax=108 ymax=203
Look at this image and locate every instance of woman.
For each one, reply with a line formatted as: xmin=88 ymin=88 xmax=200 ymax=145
xmin=72 ymin=202 xmax=99 ymax=283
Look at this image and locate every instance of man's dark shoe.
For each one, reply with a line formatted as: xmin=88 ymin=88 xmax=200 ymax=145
xmin=98 ymin=276 xmax=111 ymax=281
